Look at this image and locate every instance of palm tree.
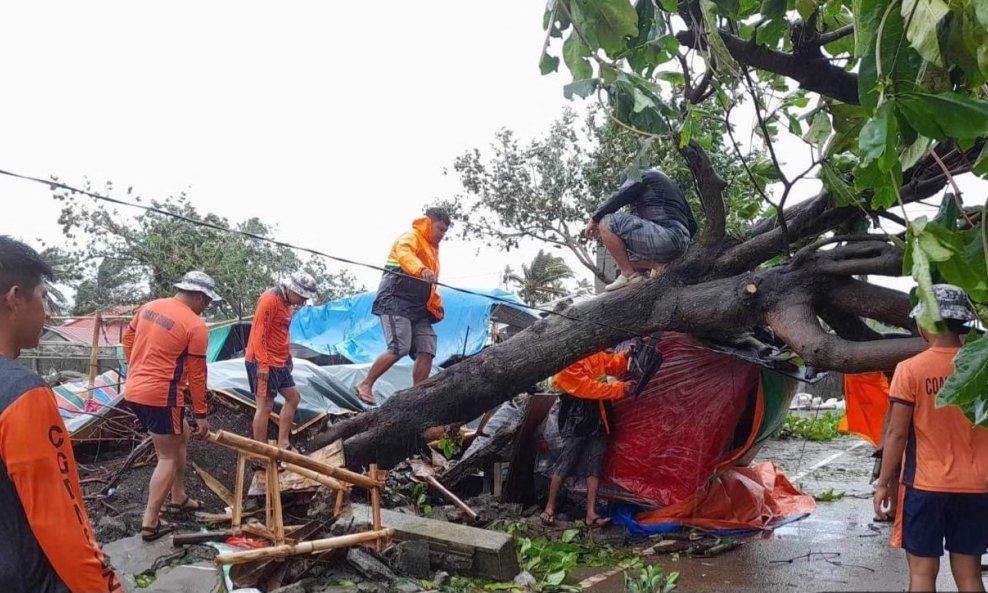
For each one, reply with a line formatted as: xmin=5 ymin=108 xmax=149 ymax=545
xmin=506 ymin=250 xmax=574 ymax=305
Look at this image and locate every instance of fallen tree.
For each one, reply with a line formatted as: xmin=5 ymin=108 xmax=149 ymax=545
xmin=312 ymin=0 xmax=988 ymax=467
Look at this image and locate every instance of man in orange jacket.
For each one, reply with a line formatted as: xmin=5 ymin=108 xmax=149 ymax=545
xmin=0 ymin=236 xmax=120 ymax=592
xmin=541 ymin=349 xmax=630 ymax=527
xmin=355 ymin=207 xmax=450 ymax=405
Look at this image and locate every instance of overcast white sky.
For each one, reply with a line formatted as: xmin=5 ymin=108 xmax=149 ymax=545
xmin=1 ymin=1 xmax=983 ymax=299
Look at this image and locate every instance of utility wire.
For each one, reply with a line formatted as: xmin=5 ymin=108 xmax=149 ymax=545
xmin=0 ymin=167 xmax=643 ymax=338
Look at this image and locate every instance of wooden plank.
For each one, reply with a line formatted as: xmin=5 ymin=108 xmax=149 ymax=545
xmin=268 ymin=457 xmax=285 ymax=545
xmin=350 ymin=504 xmax=519 ymax=581
xmin=247 ymin=440 xmax=345 ymax=496
xmin=192 ymin=462 xmax=234 ymax=507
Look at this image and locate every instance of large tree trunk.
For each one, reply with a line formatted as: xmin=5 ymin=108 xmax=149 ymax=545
xmin=312 ymin=236 xmax=924 ymax=469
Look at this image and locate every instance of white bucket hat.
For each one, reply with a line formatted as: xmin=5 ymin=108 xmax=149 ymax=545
xmin=284 ymin=272 xmax=317 ymax=300
xmin=174 ymin=270 xmax=223 ymax=301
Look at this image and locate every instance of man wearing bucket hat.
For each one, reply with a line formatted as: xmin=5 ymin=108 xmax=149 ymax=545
xmin=873 ymin=284 xmax=988 ymax=592
xmin=122 ymin=270 xmax=222 ymax=541
xmin=245 ymin=272 xmax=317 ymax=454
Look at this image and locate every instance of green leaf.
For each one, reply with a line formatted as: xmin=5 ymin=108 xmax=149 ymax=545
xmin=561 ymin=528 xmax=580 ymax=543
xmin=933 ymin=190 xmax=960 ymax=231
xmin=570 ymin=0 xmax=639 ymax=57
xmin=825 ymin=101 xmax=866 ymax=155
xmin=896 ymin=91 xmax=988 ymax=141
xmin=900 ymin=135 xmax=931 ymax=170
xmin=901 ymin=0 xmax=950 ymax=65
xmin=820 ymin=161 xmax=858 ymax=206
xmin=853 ymin=0 xmax=886 ymax=58
xmin=563 ymin=31 xmax=594 ymax=81
xmin=797 ymin=0 xmax=818 ymax=21
xmin=858 ymin=101 xmax=895 ymax=168
xmin=974 ymin=143 xmax=988 ymax=177
xmin=788 ymin=115 xmax=803 ymax=135
xmin=909 ymin=222 xmax=944 ymax=332
xmin=761 ymin=0 xmax=786 ymax=20
xmin=700 ymin=0 xmax=740 ymax=73
xmin=804 ymin=111 xmax=833 ymax=146
xmin=660 ymin=0 xmax=679 ymax=10
xmin=937 ymin=335 xmax=988 ymax=426
xmin=545 ymin=569 xmax=568 ymax=587
xmin=563 ymin=79 xmax=597 ymax=99
xmin=540 ymin=51 xmax=560 ymax=75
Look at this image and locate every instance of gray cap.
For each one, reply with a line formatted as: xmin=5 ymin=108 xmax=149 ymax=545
xmin=284 ymin=272 xmax=317 ymax=300
xmin=910 ymin=283 xmax=976 ymax=321
xmin=174 ymin=271 xmax=223 ymax=302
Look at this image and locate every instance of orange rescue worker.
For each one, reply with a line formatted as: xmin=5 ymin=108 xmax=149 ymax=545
xmin=355 ymin=207 xmax=450 ymax=405
xmin=0 ymin=235 xmax=120 ymax=592
xmin=245 ymin=273 xmax=317 ymax=451
xmin=123 ymin=271 xmax=220 ymax=541
xmin=874 ymin=284 xmax=988 ymax=592
xmin=541 ymin=349 xmax=631 ymax=527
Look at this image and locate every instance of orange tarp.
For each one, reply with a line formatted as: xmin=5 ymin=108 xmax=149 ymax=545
xmin=838 ymin=372 xmax=890 ymax=446
xmin=634 ymin=462 xmax=815 ymax=531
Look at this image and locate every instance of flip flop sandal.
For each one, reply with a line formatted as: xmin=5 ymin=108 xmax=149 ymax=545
xmin=165 ymin=496 xmax=201 ymax=513
xmin=141 ymin=519 xmax=174 ymax=542
xmin=587 ymin=517 xmax=612 ymax=528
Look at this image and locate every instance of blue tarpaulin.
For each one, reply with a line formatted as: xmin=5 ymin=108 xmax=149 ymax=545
xmin=290 ymin=287 xmax=529 ymax=365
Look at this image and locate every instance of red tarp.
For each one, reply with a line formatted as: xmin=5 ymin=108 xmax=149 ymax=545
xmin=603 ymin=334 xmax=760 ymax=506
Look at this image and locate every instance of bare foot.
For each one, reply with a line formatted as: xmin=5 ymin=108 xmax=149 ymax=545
xmin=355 ymin=384 xmax=376 ymax=405
xmin=586 ymin=514 xmax=611 ymax=527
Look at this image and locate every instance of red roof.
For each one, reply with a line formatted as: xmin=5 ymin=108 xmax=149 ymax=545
xmin=50 ymin=306 xmax=137 ymax=347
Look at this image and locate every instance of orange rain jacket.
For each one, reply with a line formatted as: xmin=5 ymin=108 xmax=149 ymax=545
xmin=371 ymin=216 xmax=444 ymax=323
xmin=554 ymin=351 xmax=630 ymax=436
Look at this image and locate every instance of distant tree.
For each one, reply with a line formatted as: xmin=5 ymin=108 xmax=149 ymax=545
xmin=50 ymin=183 xmax=362 ymax=319
xmin=506 ymin=250 xmax=575 ymax=305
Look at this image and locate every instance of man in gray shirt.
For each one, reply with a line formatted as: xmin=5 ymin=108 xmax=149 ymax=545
xmin=583 ymin=168 xmax=696 ymax=291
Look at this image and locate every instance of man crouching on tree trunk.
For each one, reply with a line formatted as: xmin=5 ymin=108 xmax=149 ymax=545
xmin=583 ymin=168 xmax=697 ymax=292
xmin=541 ymin=349 xmax=631 ymax=528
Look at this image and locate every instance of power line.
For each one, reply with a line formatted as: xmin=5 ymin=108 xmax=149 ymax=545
xmin=0 ymin=167 xmax=643 ymax=338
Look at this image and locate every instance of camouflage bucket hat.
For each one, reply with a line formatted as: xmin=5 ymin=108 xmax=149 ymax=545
xmin=910 ymin=284 xmax=976 ymax=321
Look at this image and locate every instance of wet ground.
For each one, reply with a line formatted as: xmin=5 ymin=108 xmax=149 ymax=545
xmin=579 ymin=436 xmax=988 ymax=592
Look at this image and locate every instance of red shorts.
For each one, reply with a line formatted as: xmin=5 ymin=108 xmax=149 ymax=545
xmin=130 ymin=401 xmax=185 ymax=435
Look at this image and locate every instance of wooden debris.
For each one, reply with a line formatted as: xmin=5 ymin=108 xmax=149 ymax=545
xmin=409 ymin=459 xmax=478 ymax=521
xmin=192 ymin=462 xmax=234 ymax=507
xmin=214 ymin=528 xmax=395 ymax=565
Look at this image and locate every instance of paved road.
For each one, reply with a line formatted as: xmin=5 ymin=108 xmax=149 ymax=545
xmin=579 ymin=437 xmax=987 ymax=592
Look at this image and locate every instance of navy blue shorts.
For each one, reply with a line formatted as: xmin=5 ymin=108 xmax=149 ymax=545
xmin=245 ymin=360 xmax=296 ymax=399
xmin=130 ymin=402 xmax=186 ymax=435
xmin=902 ymin=486 xmax=988 ymax=557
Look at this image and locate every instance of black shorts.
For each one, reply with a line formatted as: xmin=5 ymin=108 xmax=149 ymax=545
xmin=902 ymin=486 xmax=988 ymax=557
xmin=553 ymin=434 xmax=607 ymax=478
xmin=245 ymin=360 xmax=296 ymax=399
xmin=130 ymin=401 xmax=185 ymax=435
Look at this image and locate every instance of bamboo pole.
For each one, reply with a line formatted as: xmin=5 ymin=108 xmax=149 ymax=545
xmin=425 ymin=475 xmax=478 ymax=520
xmin=268 ymin=456 xmax=285 ymax=544
xmin=334 ymin=487 xmax=348 ymax=515
xmin=208 ymin=431 xmax=379 ymax=489
xmin=281 ymin=462 xmax=345 ymax=491
xmin=214 ymin=528 xmax=394 ymax=565
xmin=370 ymin=465 xmax=381 ymax=533
xmin=232 ymin=454 xmax=246 ymax=529
xmin=86 ymin=312 xmax=102 ymax=395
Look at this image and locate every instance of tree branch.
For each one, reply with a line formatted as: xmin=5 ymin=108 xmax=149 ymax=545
xmin=767 ymin=303 xmax=926 ymax=372
xmin=826 ymin=278 xmax=916 ymax=331
xmin=809 ymin=241 xmax=904 ymax=276
xmin=817 ymin=25 xmax=854 ymax=46
xmin=679 ymin=140 xmax=727 ymax=244
xmin=676 ymin=29 xmax=859 ymax=104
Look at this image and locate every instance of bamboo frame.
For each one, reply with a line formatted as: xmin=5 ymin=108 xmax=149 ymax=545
xmin=86 ymin=312 xmax=102 ymax=394
xmin=207 ymin=431 xmax=391 ymax=564
xmin=209 ymin=430 xmax=380 ymax=488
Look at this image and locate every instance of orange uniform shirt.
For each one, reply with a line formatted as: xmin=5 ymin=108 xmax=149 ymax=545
xmin=890 ymin=347 xmax=988 ymax=493
xmin=122 ymin=298 xmax=209 ymax=415
xmin=0 ymin=357 xmax=120 ymax=592
xmin=245 ymin=288 xmax=294 ymax=369
xmin=553 ymin=351 xmax=629 ymax=434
